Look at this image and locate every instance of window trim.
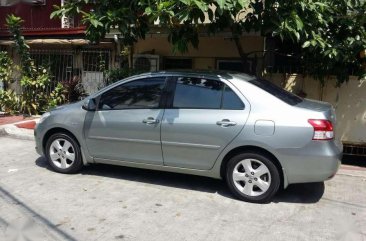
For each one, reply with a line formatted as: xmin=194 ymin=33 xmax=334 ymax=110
xmin=167 ymin=76 xmax=245 ymax=110
xmin=96 ymin=76 xmax=170 ymax=111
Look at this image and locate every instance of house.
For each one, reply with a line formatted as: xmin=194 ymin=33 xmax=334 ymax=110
xmin=0 ymin=0 xmax=118 ymax=94
xmin=1 ymin=0 xmax=365 ymax=155
xmin=0 ymin=0 xmax=274 ymax=92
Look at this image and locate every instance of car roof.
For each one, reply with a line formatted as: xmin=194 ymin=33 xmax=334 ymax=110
xmin=134 ymin=69 xmax=256 ymax=82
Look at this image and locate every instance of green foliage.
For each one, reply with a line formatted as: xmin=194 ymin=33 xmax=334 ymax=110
xmin=6 ymin=14 xmax=33 ymax=77
xmin=52 ymin=0 xmax=366 ymax=85
xmin=48 ymin=82 xmax=66 ymax=110
xmin=0 ymin=51 xmax=16 ymax=85
xmin=0 ymin=89 xmax=20 ymax=114
xmin=5 ymin=15 xmax=67 ymax=115
xmin=19 ymin=66 xmax=53 ymax=114
xmin=61 ymin=76 xmax=86 ymax=103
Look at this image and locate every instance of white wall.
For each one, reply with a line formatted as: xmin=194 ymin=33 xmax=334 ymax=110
xmin=265 ymin=73 xmax=366 ymax=144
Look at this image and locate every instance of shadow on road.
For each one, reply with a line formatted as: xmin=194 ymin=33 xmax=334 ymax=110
xmin=36 ymin=156 xmax=324 ymax=204
xmin=0 ymin=185 xmax=78 ymax=241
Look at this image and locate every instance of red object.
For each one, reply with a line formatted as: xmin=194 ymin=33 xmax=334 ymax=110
xmin=0 ymin=0 xmax=85 ymax=37
xmin=0 ymin=0 xmax=63 ymax=29
xmin=0 ymin=26 xmax=86 ymax=37
xmin=15 ymin=120 xmax=36 ymax=129
xmin=308 ymin=119 xmax=334 ymax=140
xmin=0 ymin=115 xmax=26 ymax=125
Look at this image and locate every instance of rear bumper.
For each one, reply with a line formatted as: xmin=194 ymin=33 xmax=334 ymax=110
xmin=278 ymin=140 xmax=342 ymax=184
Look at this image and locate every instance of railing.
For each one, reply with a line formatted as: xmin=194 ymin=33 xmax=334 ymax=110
xmin=29 ymin=49 xmax=111 ymax=95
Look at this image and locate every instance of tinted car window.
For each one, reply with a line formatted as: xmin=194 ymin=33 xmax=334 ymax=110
xmin=222 ymin=85 xmax=245 ymax=110
xmin=249 ymin=78 xmax=303 ymax=106
xmin=173 ymin=77 xmax=244 ymax=110
xmin=99 ymin=77 xmax=165 ymax=110
xmin=173 ymin=77 xmax=223 ymax=109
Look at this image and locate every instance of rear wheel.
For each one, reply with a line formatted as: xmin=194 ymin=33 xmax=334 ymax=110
xmin=45 ymin=133 xmax=83 ymax=174
xmin=226 ymin=152 xmax=280 ymax=203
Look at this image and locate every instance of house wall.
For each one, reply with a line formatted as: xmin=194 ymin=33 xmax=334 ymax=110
xmin=0 ymin=0 xmax=62 ymax=29
xmin=134 ymin=35 xmax=264 ymax=69
xmin=134 ymin=35 xmax=365 ymax=145
xmin=3 ymin=42 xmax=116 ymax=94
xmin=265 ymin=73 xmax=366 ymax=144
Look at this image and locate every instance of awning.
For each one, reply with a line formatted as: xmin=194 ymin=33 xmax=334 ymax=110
xmin=0 ymin=39 xmax=112 ymax=46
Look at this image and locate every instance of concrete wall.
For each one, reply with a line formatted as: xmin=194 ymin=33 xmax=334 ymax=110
xmin=134 ymin=35 xmax=264 ymax=70
xmin=134 ymin=35 xmax=365 ymax=144
xmin=265 ymin=73 xmax=366 ymax=144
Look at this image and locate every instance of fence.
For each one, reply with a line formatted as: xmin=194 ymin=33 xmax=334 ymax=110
xmin=29 ymin=48 xmax=112 ymax=95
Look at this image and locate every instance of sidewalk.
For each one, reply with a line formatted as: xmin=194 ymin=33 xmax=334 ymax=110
xmin=0 ymin=116 xmax=39 ymax=140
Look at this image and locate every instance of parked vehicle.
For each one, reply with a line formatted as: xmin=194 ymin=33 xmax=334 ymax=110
xmin=35 ymin=70 xmax=342 ymax=203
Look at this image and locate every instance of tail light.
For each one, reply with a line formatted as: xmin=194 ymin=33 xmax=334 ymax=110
xmin=308 ymin=119 xmax=334 ymax=140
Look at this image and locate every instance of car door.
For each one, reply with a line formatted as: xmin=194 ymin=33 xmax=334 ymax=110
xmin=161 ymin=76 xmax=250 ymax=170
xmin=84 ymin=76 xmax=167 ymax=165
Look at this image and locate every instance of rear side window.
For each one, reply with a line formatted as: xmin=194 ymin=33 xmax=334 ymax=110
xmin=173 ymin=77 xmax=244 ymax=110
xmin=99 ymin=77 xmax=166 ymax=110
xmin=222 ymin=85 xmax=245 ymax=110
xmin=249 ymin=78 xmax=303 ymax=106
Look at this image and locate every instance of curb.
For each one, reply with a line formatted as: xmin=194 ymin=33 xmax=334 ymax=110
xmin=0 ymin=121 xmax=36 ymax=141
xmin=0 ymin=125 xmax=34 ymax=141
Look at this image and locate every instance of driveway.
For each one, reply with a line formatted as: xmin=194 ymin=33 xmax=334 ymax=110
xmin=0 ymin=136 xmax=365 ymax=241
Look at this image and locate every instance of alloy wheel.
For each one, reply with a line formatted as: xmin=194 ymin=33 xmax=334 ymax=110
xmin=232 ymin=159 xmax=271 ymax=196
xmin=49 ymin=138 xmax=76 ymax=169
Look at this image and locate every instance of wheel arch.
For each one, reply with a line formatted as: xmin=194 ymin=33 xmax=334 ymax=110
xmin=220 ymin=145 xmax=286 ymax=188
xmin=42 ymin=127 xmax=81 ymax=153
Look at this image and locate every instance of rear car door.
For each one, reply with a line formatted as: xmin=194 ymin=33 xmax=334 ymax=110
xmin=161 ymin=76 xmax=250 ymax=170
xmin=84 ymin=76 xmax=167 ymax=165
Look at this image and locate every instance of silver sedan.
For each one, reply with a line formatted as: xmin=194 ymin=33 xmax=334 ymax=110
xmin=35 ymin=71 xmax=342 ymax=203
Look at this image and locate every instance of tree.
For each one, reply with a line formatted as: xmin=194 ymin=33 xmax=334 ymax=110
xmin=51 ymin=0 xmax=366 ymax=84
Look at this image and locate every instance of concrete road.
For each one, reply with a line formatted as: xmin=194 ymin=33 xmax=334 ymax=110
xmin=0 ymin=136 xmax=365 ymax=241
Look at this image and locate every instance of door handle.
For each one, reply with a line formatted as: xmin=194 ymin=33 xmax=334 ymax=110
xmin=216 ymin=119 xmax=237 ymax=127
xmin=143 ymin=117 xmax=160 ymax=124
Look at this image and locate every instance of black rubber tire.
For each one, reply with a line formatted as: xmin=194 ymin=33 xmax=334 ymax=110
xmin=225 ymin=152 xmax=280 ymax=203
xmin=45 ymin=133 xmax=83 ymax=174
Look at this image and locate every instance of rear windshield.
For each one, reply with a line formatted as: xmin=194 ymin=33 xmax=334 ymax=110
xmin=249 ymin=78 xmax=303 ymax=106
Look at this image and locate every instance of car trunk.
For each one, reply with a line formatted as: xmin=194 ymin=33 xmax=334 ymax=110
xmin=295 ymin=99 xmax=336 ymax=125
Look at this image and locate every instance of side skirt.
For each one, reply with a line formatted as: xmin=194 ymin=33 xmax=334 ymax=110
xmin=94 ymin=158 xmax=222 ymax=179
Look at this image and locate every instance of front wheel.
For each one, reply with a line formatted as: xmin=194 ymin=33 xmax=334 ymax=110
xmin=45 ymin=133 xmax=83 ymax=174
xmin=226 ymin=152 xmax=280 ymax=203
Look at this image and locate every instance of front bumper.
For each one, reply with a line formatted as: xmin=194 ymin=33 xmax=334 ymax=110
xmin=34 ymin=124 xmax=44 ymax=156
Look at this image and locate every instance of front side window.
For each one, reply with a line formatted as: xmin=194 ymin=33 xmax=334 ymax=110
xmin=173 ymin=77 xmax=244 ymax=110
xmin=99 ymin=77 xmax=166 ymax=110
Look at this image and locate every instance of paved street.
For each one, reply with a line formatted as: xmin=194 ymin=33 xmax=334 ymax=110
xmin=0 ymin=136 xmax=365 ymax=241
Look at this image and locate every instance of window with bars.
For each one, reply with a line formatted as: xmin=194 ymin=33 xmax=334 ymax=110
xmin=30 ymin=51 xmax=74 ymax=83
xmin=82 ymin=51 xmax=110 ymax=72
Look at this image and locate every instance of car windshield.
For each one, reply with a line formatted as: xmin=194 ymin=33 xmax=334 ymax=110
xmin=249 ymin=78 xmax=303 ymax=106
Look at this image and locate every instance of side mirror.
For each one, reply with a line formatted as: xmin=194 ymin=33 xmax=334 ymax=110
xmin=82 ymin=98 xmax=97 ymax=111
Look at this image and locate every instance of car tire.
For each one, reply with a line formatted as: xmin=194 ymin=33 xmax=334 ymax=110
xmin=45 ymin=133 xmax=83 ymax=174
xmin=226 ymin=152 xmax=280 ymax=203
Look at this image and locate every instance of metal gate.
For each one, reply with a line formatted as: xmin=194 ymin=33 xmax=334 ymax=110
xmin=81 ymin=49 xmax=111 ymax=94
xmin=30 ymin=49 xmax=74 ymax=94
xmin=30 ymin=49 xmax=111 ymax=95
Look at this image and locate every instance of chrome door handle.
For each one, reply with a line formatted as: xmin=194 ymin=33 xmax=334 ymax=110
xmin=143 ymin=117 xmax=160 ymax=124
xmin=216 ymin=119 xmax=237 ymax=127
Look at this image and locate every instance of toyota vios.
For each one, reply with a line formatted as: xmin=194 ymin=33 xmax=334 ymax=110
xmin=35 ymin=71 xmax=342 ymax=203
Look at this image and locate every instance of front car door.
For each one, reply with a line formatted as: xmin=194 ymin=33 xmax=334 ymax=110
xmin=84 ymin=76 xmax=167 ymax=165
xmin=161 ymin=76 xmax=250 ymax=170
